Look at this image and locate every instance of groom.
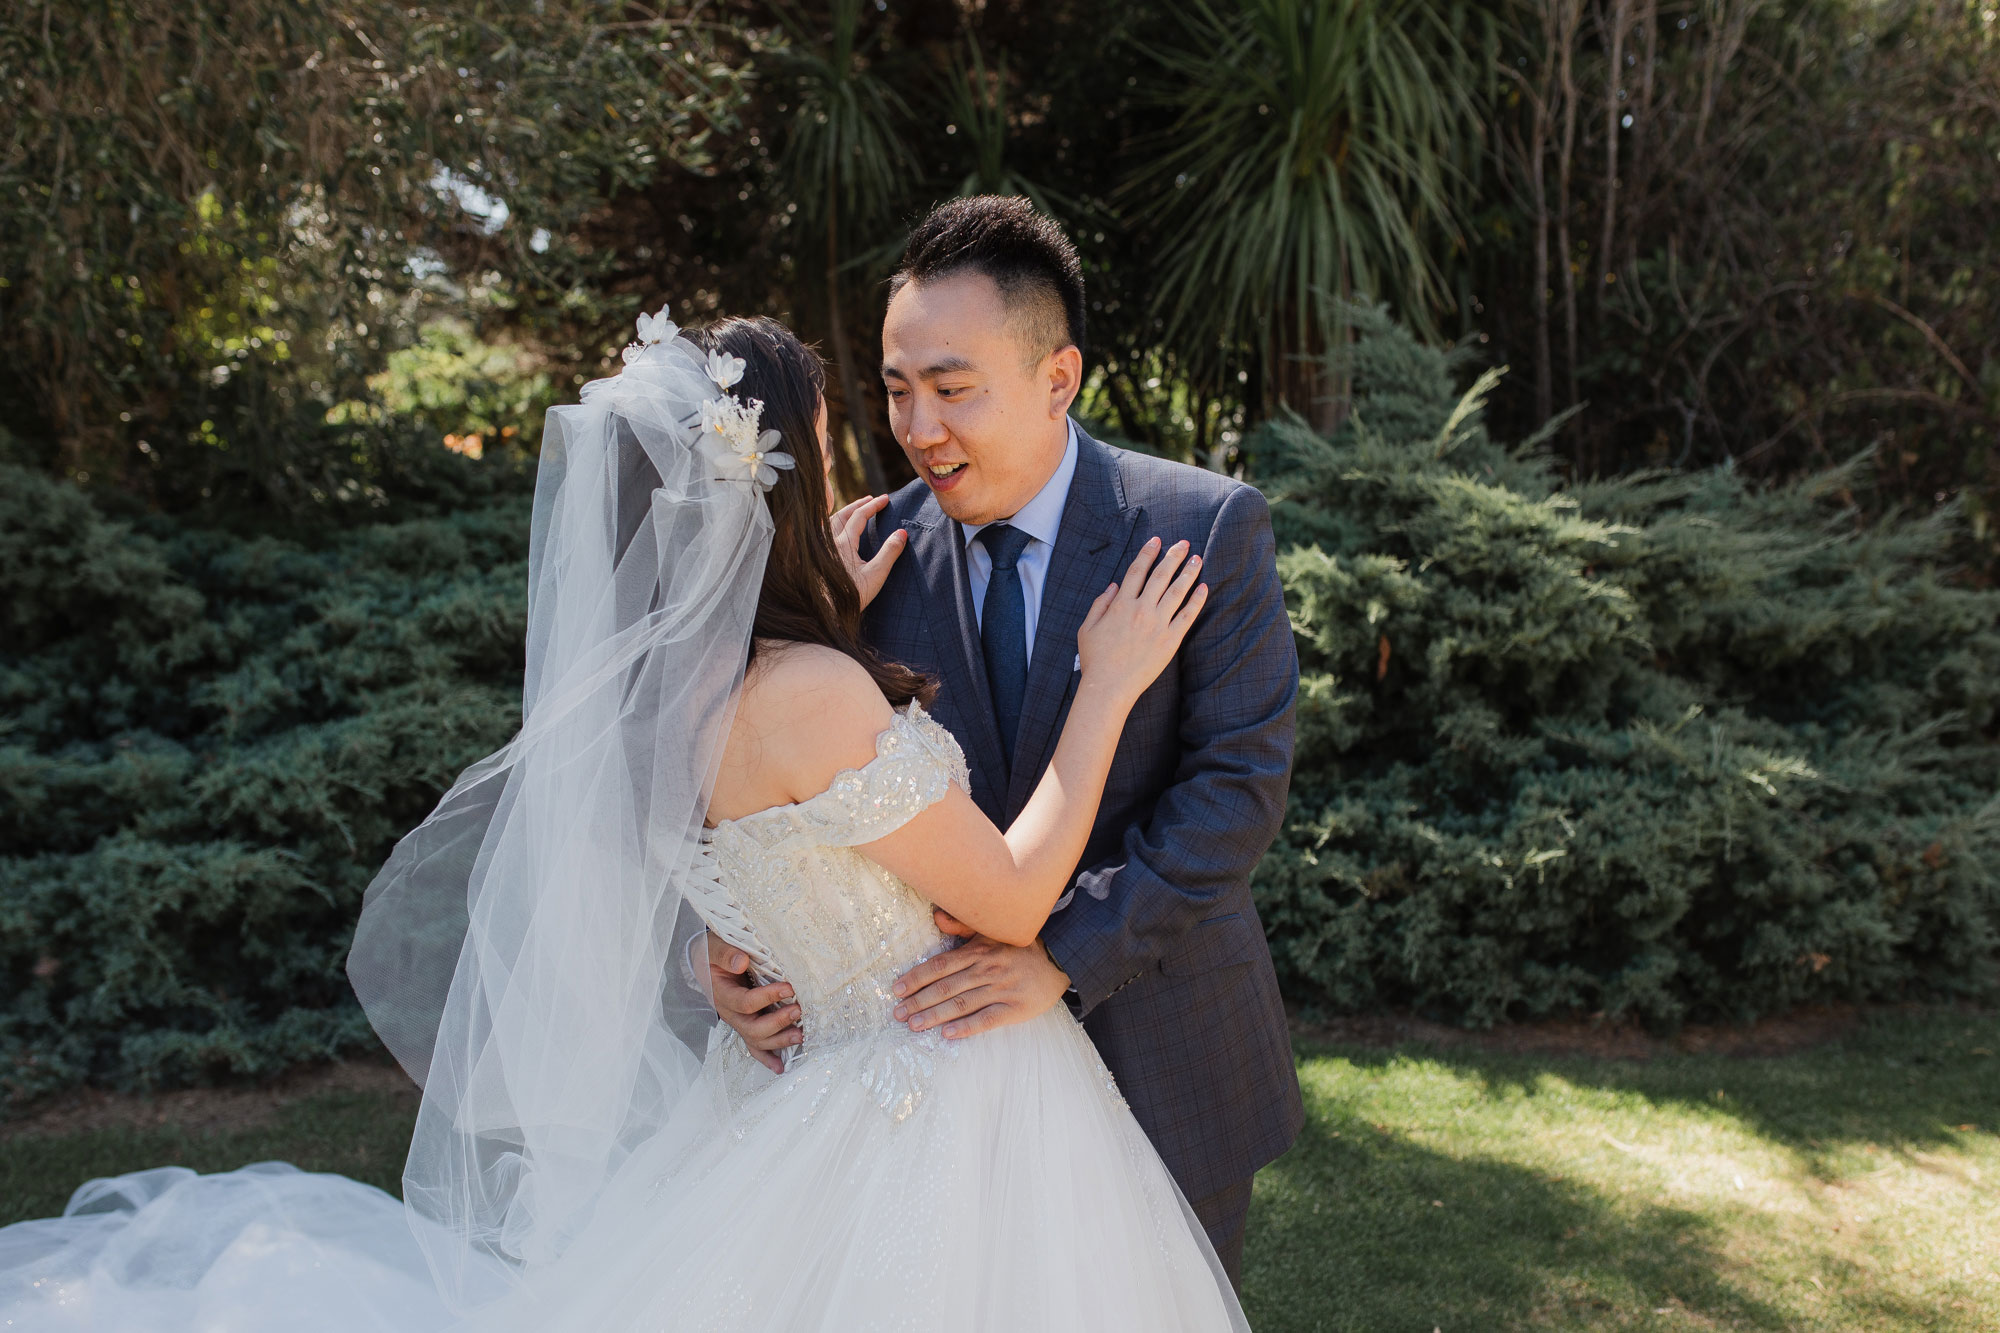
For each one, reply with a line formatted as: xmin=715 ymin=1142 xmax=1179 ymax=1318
xmin=712 ymin=195 xmax=1301 ymax=1284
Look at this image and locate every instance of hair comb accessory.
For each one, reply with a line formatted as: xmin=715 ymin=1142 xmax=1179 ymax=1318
xmin=697 ymin=393 xmax=794 ymax=492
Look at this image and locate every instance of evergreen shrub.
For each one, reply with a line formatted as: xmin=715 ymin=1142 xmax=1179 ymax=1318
xmin=5 ymin=308 xmax=1998 ymax=1099
xmin=1252 ymin=309 xmax=2000 ymax=1027
xmin=0 ymin=466 xmax=529 ymax=1099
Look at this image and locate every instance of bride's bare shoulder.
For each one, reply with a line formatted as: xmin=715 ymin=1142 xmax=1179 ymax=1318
xmin=743 ymin=641 xmax=888 ymax=719
xmin=732 ymin=641 xmax=896 ymax=804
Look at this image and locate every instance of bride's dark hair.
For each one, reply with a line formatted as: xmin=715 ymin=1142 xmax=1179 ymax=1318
xmin=689 ymin=316 xmax=932 ymax=708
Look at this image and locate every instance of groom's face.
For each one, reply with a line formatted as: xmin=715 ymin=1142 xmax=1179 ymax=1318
xmin=881 ymin=271 xmax=1080 ymax=526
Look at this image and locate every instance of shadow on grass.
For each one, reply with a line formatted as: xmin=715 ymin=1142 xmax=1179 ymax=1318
xmin=1310 ymin=1009 xmax=2000 ymax=1177
xmin=1244 ymin=1096 xmax=1982 ymax=1333
xmin=1243 ymin=1109 xmax=1793 ymax=1332
xmin=1244 ymin=1008 xmax=2000 ymax=1332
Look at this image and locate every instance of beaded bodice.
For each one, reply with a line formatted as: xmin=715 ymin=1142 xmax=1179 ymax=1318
xmin=699 ymin=703 xmax=970 ymax=1062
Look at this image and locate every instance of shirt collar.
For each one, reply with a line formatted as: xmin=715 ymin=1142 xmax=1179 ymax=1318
xmin=961 ymin=419 xmax=1079 ymax=551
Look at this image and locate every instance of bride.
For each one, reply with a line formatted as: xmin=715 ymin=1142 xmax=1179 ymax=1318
xmin=0 ymin=307 xmax=1249 ymax=1331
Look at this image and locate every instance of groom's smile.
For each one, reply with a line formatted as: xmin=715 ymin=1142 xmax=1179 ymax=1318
xmin=919 ymin=451 xmax=971 ymax=495
xmin=881 ymin=269 xmax=1082 ymax=527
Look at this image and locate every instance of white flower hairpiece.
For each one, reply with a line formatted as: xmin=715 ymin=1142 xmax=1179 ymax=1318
xmin=705 ymin=349 xmax=746 ymax=391
xmin=636 ymin=303 xmax=673 ymax=345
xmin=697 ymin=393 xmax=795 ymax=491
xmin=622 ymin=302 xmax=679 ymax=365
xmin=607 ymin=297 xmax=791 ymax=493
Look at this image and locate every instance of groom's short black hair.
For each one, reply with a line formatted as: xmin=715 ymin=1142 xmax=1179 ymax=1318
xmin=890 ymin=195 xmax=1085 ymax=364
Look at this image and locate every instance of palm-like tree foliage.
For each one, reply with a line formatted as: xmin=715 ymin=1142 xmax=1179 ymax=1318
xmin=940 ymin=36 xmax=1061 ymax=215
xmin=1131 ymin=0 xmax=1491 ymax=427
xmin=768 ymin=0 xmax=916 ymax=491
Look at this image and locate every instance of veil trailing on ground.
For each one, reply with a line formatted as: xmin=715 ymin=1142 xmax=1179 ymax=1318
xmin=347 ymin=306 xmax=782 ymax=1310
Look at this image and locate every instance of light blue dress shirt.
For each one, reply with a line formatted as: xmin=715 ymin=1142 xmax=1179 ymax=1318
xmin=960 ymin=420 xmax=1080 ymax=665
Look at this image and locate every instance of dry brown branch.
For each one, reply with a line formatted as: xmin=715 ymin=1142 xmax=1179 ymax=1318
xmin=1745 ymin=388 xmax=1994 ymax=465
xmin=1843 ymin=291 xmax=1985 ymax=401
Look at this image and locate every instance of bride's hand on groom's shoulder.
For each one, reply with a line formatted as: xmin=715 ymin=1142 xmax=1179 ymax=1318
xmin=831 ymin=494 xmax=907 ymax=610
xmin=890 ymin=910 xmax=1072 ymax=1040
xmin=1075 ymin=537 xmax=1208 ymax=708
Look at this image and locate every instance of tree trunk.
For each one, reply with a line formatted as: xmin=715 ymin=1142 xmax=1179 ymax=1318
xmin=1628 ymin=0 xmax=1657 ymax=278
xmin=1313 ymin=266 xmax=1353 ymax=437
xmin=823 ymin=176 xmax=887 ymax=496
xmin=1267 ymin=314 xmax=1345 ymax=436
xmin=1598 ymin=0 xmax=1633 ymax=323
xmin=1525 ymin=72 xmax=1555 ymax=427
xmin=1555 ymin=0 xmax=1583 ymax=440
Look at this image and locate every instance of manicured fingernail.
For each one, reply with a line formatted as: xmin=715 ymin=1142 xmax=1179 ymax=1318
xmin=1147 ymin=536 xmax=1160 ymax=547
xmin=893 ymin=1005 xmax=908 ymax=1020
xmin=892 ymin=982 xmax=906 ymax=996
xmin=942 ymin=1025 xmax=959 ymax=1038
xmin=731 ymin=954 xmax=745 ymax=968
xmin=1190 ymin=555 xmax=1202 ymax=567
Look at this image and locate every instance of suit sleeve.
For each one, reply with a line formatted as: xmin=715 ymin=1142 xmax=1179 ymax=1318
xmin=1038 ymin=484 xmax=1298 ymax=1016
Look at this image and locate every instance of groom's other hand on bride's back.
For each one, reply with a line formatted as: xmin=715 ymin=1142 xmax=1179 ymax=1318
xmin=705 ymin=936 xmax=801 ymax=1074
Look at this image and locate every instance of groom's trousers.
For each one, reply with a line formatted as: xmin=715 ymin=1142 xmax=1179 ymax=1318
xmin=1188 ymin=1176 xmax=1254 ymax=1292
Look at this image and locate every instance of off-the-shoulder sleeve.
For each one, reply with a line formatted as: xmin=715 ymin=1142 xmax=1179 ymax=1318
xmin=787 ymin=703 xmax=969 ymax=848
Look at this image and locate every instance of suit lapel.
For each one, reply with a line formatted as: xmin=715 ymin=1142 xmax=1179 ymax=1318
xmin=904 ymin=502 xmax=1009 ymax=816
xmin=1004 ymin=430 xmax=1142 ymax=821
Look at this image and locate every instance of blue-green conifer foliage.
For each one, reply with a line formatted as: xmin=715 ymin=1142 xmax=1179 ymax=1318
xmin=1 ymin=472 xmax=529 ymax=1098
xmin=1252 ymin=310 xmax=2000 ymax=1027
xmin=2 ymin=311 xmax=1995 ymax=1099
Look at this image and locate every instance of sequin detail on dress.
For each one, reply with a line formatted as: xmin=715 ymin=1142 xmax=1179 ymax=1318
xmin=700 ymin=702 xmax=971 ymax=1124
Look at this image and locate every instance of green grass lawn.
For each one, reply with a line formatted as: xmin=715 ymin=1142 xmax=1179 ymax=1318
xmin=1248 ymin=1009 xmax=2000 ymax=1331
xmin=4 ymin=1010 xmax=1995 ymax=1330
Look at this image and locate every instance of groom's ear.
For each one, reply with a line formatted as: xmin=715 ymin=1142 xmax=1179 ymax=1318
xmin=1044 ymin=344 xmax=1084 ymax=420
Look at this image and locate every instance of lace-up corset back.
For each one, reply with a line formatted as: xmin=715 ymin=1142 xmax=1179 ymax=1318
xmin=701 ymin=703 xmax=968 ymax=1048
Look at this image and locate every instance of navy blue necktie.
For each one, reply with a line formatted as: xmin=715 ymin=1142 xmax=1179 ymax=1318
xmin=976 ymin=523 xmax=1034 ymax=767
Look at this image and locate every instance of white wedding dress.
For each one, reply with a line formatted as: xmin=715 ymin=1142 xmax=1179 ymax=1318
xmin=0 ymin=704 xmax=1248 ymax=1332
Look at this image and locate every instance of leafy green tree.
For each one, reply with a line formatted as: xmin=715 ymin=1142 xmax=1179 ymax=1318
xmin=0 ymin=0 xmax=744 ymax=513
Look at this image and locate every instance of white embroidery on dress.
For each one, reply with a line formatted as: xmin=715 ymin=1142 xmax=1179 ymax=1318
xmin=694 ymin=703 xmax=971 ymax=1125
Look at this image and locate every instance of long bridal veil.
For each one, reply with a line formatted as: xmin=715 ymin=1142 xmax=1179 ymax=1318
xmin=346 ymin=309 xmax=773 ymax=1311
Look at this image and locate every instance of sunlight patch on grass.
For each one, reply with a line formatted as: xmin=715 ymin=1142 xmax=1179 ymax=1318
xmin=1245 ymin=1011 xmax=2000 ymax=1332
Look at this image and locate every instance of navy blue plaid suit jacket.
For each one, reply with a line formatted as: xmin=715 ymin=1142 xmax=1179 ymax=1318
xmin=862 ymin=425 xmax=1304 ymax=1201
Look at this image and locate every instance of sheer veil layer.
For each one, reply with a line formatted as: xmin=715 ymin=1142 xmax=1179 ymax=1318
xmin=347 ymin=309 xmax=773 ymax=1310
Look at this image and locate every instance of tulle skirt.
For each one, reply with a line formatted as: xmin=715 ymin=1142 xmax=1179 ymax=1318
xmin=0 ymin=1009 xmax=1246 ymax=1332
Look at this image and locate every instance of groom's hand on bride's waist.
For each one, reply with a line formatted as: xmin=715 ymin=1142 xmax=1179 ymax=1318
xmin=889 ymin=909 xmax=1072 ymax=1040
xmin=706 ymin=932 xmax=802 ymax=1074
